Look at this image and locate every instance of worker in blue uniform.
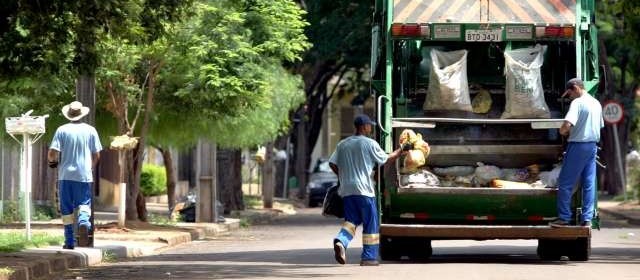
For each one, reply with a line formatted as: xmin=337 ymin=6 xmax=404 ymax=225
xmin=549 ymin=78 xmax=603 ymax=228
xmin=329 ymin=114 xmax=403 ymax=266
xmin=48 ymin=101 xmax=102 ymax=249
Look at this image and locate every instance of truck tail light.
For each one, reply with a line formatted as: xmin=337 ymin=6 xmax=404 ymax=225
xmin=391 ymin=23 xmax=430 ymax=38
xmin=535 ymin=26 xmax=574 ymax=39
xmin=527 ymin=215 xmax=544 ymax=222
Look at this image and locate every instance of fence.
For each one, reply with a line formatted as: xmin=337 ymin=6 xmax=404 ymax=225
xmin=0 ymin=141 xmax=58 ymax=223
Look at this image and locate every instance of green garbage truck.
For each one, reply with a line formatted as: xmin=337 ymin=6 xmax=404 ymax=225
xmin=370 ymin=0 xmax=599 ymax=261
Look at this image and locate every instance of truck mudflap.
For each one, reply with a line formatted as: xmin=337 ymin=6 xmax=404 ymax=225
xmin=380 ymin=224 xmax=591 ymax=240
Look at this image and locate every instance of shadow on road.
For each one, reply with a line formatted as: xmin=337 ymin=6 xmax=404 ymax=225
xmin=64 ymin=263 xmax=343 ymax=279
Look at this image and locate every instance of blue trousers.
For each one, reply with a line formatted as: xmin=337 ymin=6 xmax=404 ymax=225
xmin=557 ymin=142 xmax=597 ymax=223
xmin=334 ymin=195 xmax=379 ymax=261
xmin=59 ymin=180 xmax=92 ymax=246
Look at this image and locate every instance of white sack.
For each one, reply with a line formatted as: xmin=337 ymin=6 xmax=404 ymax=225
xmin=502 ymin=44 xmax=550 ymax=118
xmin=423 ymin=49 xmax=472 ymax=112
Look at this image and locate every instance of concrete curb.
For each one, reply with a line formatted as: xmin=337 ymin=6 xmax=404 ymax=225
xmin=2 ymin=219 xmax=240 ymax=280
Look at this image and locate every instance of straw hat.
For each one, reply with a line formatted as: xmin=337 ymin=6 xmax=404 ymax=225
xmin=62 ymin=101 xmax=90 ymax=121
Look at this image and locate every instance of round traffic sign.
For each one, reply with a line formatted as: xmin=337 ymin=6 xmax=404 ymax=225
xmin=603 ymin=101 xmax=624 ymax=124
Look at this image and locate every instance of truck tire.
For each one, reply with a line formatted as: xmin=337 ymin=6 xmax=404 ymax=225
xmin=537 ymin=239 xmax=562 ymax=261
xmin=380 ymin=235 xmax=402 ymax=261
xmin=380 ymin=236 xmax=432 ymax=261
xmin=406 ymin=238 xmax=432 ymax=261
xmin=568 ymin=237 xmax=590 ymax=261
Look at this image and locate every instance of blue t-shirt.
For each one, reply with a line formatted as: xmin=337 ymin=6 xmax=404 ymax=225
xmin=329 ymin=135 xmax=389 ymax=197
xmin=50 ymin=123 xmax=102 ymax=182
xmin=564 ymin=94 xmax=604 ymax=142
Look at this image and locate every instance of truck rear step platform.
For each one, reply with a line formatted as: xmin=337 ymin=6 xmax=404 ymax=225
xmin=381 ymin=224 xmax=591 ymax=240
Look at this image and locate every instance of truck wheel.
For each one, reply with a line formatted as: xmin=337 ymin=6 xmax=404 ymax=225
xmin=407 ymin=238 xmax=432 ymax=261
xmin=537 ymin=239 xmax=562 ymax=261
xmin=568 ymin=237 xmax=590 ymax=261
xmin=380 ymin=235 xmax=402 ymax=261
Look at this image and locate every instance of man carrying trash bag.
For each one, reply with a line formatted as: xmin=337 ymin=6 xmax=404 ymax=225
xmin=328 ymin=114 xmax=404 ymax=266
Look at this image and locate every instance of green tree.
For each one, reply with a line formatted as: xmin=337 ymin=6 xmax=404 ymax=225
xmin=96 ymin=0 xmax=309 ymax=218
xmin=597 ymin=1 xmax=640 ymax=196
xmin=290 ymin=0 xmax=374 ymax=197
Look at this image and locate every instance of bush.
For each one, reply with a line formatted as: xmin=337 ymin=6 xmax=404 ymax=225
xmin=1 ymin=202 xmax=56 ymax=223
xmin=1 ymin=201 xmax=21 ymax=223
xmin=140 ymin=164 xmax=167 ymax=197
xmin=33 ymin=205 xmax=56 ymax=221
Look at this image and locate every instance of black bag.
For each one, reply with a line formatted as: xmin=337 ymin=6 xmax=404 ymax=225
xmin=322 ymin=183 xmax=344 ymax=218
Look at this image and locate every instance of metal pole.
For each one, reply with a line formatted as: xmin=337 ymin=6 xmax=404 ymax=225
xmin=612 ymin=124 xmax=627 ymax=201
xmin=23 ymin=133 xmax=32 ymax=240
xmin=118 ymin=150 xmax=126 ymax=227
xmin=212 ymin=142 xmax=218 ymax=223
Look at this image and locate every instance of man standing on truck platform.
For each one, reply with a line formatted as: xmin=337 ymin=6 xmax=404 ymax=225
xmin=329 ymin=114 xmax=403 ymax=266
xmin=48 ymin=101 xmax=102 ymax=249
xmin=549 ymin=78 xmax=603 ymax=228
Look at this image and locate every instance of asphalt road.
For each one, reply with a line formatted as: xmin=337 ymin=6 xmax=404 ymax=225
xmin=62 ymin=208 xmax=640 ymax=280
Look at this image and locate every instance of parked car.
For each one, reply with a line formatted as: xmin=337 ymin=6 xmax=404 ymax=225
xmin=306 ymin=158 xmax=338 ymax=207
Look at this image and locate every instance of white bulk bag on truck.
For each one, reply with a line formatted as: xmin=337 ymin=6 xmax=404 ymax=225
xmin=423 ymin=49 xmax=472 ymax=112
xmin=502 ymin=44 xmax=550 ymax=119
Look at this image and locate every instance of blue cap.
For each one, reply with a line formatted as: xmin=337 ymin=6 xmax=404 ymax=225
xmin=354 ymin=114 xmax=376 ymax=127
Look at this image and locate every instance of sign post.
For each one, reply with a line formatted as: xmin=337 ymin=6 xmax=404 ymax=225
xmin=110 ymin=135 xmax=138 ymax=228
xmin=603 ymin=101 xmax=625 ymax=201
xmin=5 ymin=111 xmax=48 ymax=240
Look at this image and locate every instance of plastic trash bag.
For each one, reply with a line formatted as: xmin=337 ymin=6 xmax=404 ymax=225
xmin=402 ymin=150 xmax=426 ymax=173
xmin=400 ymin=170 xmax=440 ymax=187
xmin=472 ymin=89 xmax=492 ymax=114
xmin=502 ymin=44 xmax=551 ymax=119
xmin=398 ymin=129 xmax=431 ymax=173
xmin=474 ymin=163 xmax=502 ymax=185
xmin=501 ymin=168 xmax=529 ymax=182
xmin=399 ymin=129 xmax=419 ymax=146
xmin=322 ymin=184 xmax=344 ymax=218
xmin=539 ymin=165 xmax=562 ymax=188
xmin=424 ymin=49 xmax=472 ymax=112
xmin=433 ymin=166 xmax=475 ymax=177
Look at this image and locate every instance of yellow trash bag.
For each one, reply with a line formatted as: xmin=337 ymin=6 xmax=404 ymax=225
xmin=471 ymin=89 xmax=492 ymax=114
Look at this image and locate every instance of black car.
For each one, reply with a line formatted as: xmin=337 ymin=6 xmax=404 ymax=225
xmin=306 ymin=159 xmax=338 ymax=207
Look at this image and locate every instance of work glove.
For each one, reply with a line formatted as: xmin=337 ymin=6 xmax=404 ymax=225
xmin=401 ymin=142 xmax=414 ymax=151
xmin=48 ymin=161 xmax=58 ymax=168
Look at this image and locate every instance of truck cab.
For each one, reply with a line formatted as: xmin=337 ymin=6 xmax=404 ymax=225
xmin=371 ymin=0 xmax=599 ymax=261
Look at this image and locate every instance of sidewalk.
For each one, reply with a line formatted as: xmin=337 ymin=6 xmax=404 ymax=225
xmin=0 ymin=202 xmax=288 ymax=280
xmin=598 ymin=197 xmax=640 ymax=225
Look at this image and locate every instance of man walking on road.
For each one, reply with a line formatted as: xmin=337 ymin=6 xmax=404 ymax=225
xmin=48 ymin=101 xmax=102 ymax=249
xmin=329 ymin=114 xmax=403 ymax=266
xmin=549 ymin=78 xmax=603 ymax=228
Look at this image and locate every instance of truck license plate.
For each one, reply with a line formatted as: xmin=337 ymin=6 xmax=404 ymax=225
xmin=465 ymin=29 xmax=502 ymax=42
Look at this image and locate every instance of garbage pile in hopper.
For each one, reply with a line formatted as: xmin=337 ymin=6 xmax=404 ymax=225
xmin=397 ymin=129 xmax=562 ymax=189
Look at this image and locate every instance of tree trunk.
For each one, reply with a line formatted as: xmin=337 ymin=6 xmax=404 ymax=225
xmin=125 ymin=149 xmax=139 ymax=221
xmin=125 ymin=62 xmax=160 ymax=221
xmin=217 ymin=149 xmax=244 ymax=213
xmin=125 ymin=144 xmax=148 ymax=222
xmin=598 ymin=38 xmax=626 ymax=195
xmin=262 ymin=142 xmax=275 ymax=209
xmin=294 ymin=115 xmax=308 ymax=199
xmin=292 ymin=61 xmax=344 ymax=199
xmin=274 ymin=135 xmax=288 ymax=198
xmin=158 ymin=147 xmax=177 ymax=212
xmin=76 ymin=75 xmax=96 ymax=126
